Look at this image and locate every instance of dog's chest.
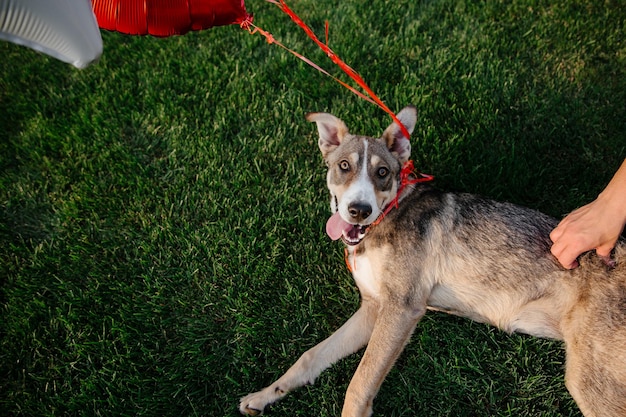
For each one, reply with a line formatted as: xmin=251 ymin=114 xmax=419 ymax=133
xmin=347 ymin=249 xmax=381 ymax=298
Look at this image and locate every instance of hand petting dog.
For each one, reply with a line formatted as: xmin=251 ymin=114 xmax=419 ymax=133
xmin=551 ymin=159 xmax=626 ymax=269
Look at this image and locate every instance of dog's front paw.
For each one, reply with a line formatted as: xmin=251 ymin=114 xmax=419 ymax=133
xmin=239 ymin=390 xmax=276 ymax=416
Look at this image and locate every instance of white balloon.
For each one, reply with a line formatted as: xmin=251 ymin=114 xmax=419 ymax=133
xmin=0 ymin=0 xmax=102 ymax=69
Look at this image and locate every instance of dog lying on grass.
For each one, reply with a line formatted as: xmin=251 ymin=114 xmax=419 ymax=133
xmin=240 ymin=106 xmax=626 ymax=417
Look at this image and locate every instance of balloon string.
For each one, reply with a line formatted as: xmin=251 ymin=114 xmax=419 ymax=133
xmin=241 ymin=22 xmax=377 ymax=105
xmin=240 ymin=1 xmax=412 ymax=140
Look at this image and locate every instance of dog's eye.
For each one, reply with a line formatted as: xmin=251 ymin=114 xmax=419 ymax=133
xmin=377 ymin=167 xmax=389 ymax=178
xmin=339 ymin=160 xmax=350 ymax=171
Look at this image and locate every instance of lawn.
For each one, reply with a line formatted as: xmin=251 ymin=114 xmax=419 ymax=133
xmin=1 ymin=0 xmax=625 ymax=416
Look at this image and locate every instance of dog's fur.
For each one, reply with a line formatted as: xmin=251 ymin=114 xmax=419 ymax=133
xmin=239 ymin=106 xmax=626 ymax=417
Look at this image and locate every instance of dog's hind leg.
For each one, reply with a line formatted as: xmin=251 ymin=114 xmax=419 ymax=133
xmin=564 ymin=344 xmax=600 ymax=417
xmin=565 ymin=336 xmax=626 ymax=417
xmin=239 ymin=299 xmax=378 ymax=416
xmin=561 ymin=277 xmax=626 ymax=417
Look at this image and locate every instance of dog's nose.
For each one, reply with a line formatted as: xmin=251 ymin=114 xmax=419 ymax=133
xmin=348 ymin=202 xmax=372 ymax=222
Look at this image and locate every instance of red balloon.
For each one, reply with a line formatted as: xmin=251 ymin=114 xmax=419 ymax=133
xmin=91 ymin=0 xmax=251 ymax=37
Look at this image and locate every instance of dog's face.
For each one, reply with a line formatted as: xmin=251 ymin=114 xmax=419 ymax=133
xmin=307 ymin=106 xmax=417 ymax=245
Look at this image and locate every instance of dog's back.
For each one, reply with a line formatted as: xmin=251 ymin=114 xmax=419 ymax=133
xmin=364 ymin=187 xmax=564 ymax=333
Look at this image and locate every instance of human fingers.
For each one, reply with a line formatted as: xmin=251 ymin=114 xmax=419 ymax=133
xmin=596 ymin=243 xmax=614 ymax=259
xmin=549 ymin=222 xmax=565 ymax=243
xmin=549 ymin=207 xmax=582 ymax=243
xmin=550 ymin=239 xmax=579 ymax=269
xmin=557 ymin=250 xmax=580 ymax=269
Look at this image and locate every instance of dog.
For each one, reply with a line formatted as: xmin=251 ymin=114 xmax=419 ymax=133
xmin=239 ymin=106 xmax=626 ymax=417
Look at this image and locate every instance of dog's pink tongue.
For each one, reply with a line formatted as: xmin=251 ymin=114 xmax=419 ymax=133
xmin=326 ymin=212 xmax=351 ymax=241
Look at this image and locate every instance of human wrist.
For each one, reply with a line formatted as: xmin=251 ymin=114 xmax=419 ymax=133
xmin=596 ymin=186 xmax=626 ymax=226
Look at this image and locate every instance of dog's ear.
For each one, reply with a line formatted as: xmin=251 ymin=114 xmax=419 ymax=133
xmin=381 ymin=106 xmax=416 ymax=163
xmin=306 ymin=112 xmax=349 ymax=158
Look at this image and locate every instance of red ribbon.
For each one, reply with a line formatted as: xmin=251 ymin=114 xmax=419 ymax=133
xmin=242 ymin=0 xmax=412 ymax=139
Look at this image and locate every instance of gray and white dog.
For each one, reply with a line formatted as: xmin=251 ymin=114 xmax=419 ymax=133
xmin=240 ymin=106 xmax=626 ymax=417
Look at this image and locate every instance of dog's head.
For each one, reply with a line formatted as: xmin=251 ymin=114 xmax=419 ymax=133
xmin=306 ymin=106 xmax=417 ymax=245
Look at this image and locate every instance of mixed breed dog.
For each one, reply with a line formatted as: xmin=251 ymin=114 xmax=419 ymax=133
xmin=239 ymin=106 xmax=626 ymax=416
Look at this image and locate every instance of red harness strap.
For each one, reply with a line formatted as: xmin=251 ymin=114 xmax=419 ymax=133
xmin=344 ymin=247 xmax=355 ymax=273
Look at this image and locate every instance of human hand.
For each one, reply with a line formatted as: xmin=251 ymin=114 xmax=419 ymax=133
xmin=551 ymin=159 xmax=626 ymax=269
xmin=550 ymin=198 xmax=624 ymax=268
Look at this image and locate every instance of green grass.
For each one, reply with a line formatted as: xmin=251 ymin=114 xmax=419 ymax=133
xmin=1 ymin=0 xmax=625 ymax=415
